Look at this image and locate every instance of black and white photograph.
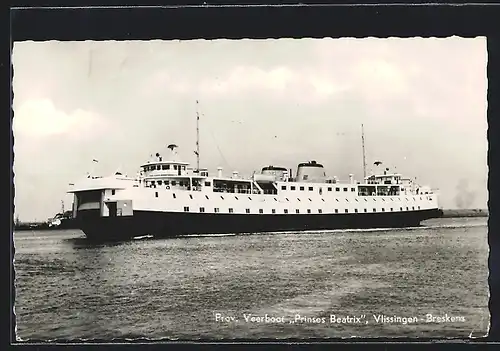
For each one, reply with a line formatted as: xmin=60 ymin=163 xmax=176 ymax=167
xmin=12 ymin=36 xmax=489 ymax=340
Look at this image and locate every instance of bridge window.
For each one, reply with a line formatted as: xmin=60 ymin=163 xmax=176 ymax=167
xmin=300 ymin=186 xmax=305 ymax=191
xmin=214 ymin=208 xmax=219 ymax=213
xmin=284 ymin=209 xmax=289 ymax=214
xmin=282 ymin=185 xmax=286 ymax=190
xmin=318 ymin=209 xmax=322 ymax=213
xmin=307 ymin=209 xmax=311 ymax=214
xmin=296 ymin=209 xmax=300 ymax=214
xmin=229 ymin=208 xmax=234 ymax=213
xmin=184 ymin=206 xmax=189 ymax=212
xmin=156 ymin=165 xmax=160 ymax=170
xmin=111 ymin=189 xmax=116 ymax=195
xmin=162 ymin=165 xmax=167 ymax=170
xmin=259 ymin=209 xmax=264 ymax=214
xmin=200 ymin=207 xmax=205 ymax=212
xmin=272 ymin=209 xmax=276 ymax=214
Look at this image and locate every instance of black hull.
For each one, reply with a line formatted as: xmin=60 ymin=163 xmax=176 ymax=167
xmin=77 ymin=209 xmax=443 ymax=241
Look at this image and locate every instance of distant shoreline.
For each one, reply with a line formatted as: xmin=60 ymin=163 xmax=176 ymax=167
xmin=13 ymin=209 xmax=488 ymax=231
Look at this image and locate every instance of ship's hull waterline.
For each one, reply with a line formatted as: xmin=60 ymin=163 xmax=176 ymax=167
xmin=76 ymin=208 xmax=443 ymax=241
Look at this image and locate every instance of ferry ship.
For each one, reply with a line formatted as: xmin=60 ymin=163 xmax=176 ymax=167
xmin=68 ymin=131 xmax=442 ymax=241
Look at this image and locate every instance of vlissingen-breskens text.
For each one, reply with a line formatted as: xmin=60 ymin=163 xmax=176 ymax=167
xmin=373 ymin=314 xmax=419 ymax=325
xmin=425 ymin=313 xmax=466 ymax=323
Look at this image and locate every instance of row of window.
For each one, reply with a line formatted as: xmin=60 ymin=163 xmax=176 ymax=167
xmin=147 ymin=179 xmax=208 ymax=187
xmin=154 ymin=192 xmax=431 ymax=202
xmin=183 ymin=206 xmax=421 ymax=213
xmin=144 ymin=165 xmax=187 ymax=171
xmin=282 ymin=185 xmax=356 ymax=192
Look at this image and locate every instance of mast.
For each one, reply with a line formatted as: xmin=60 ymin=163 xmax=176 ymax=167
xmin=361 ymin=123 xmax=367 ymax=179
xmin=196 ymin=100 xmax=200 ymax=171
xmin=61 ymin=200 xmax=65 ymax=214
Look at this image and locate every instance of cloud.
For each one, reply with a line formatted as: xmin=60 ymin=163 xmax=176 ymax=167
xmin=13 ymin=99 xmax=105 ymax=138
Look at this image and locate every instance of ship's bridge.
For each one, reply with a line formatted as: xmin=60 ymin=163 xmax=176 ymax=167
xmin=365 ymin=173 xmax=403 ymax=185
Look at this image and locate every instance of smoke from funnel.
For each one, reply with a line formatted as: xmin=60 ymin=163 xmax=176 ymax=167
xmin=454 ymin=179 xmax=476 ymax=209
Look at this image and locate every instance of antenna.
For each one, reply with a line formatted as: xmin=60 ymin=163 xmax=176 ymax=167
xmin=61 ymin=200 xmax=64 ymax=214
xmin=196 ymin=100 xmax=200 ymax=171
xmin=361 ymin=124 xmax=367 ymax=179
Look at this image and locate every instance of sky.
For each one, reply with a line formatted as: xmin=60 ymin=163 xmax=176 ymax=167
xmin=12 ymin=37 xmax=488 ymax=222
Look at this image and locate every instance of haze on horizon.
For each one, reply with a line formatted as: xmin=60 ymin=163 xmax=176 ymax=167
xmin=12 ymin=37 xmax=487 ymax=222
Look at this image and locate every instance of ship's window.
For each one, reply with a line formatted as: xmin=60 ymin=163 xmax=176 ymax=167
xmin=420 ymin=197 xmax=423 ymax=200
xmin=345 ymin=209 xmax=349 ymax=213
xmin=406 ymin=207 xmax=409 ymax=211
xmin=259 ymin=209 xmax=264 ymax=214
xmin=354 ymin=209 xmax=358 ymax=213
xmin=111 ymin=189 xmax=115 ymax=195
xmin=200 ymin=207 xmax=205 ymax=212
xmin=412 ymin=206 xmax=415 ymax=210
xmin=351 ymin=188 xmax=355 ymax=192
xmin=390 ymin=198 xmax=394 ymax=201
xmin=246 ymin=209 xmax=250 ymax=213
xmin=172 ymin=181 xmax=177 ymax=186
xmin=343 ymin=188 xmax=348 ymax=191
xmin=165 ymin=180 xmax=170 ymax=185
xmin=248 ymin=197 xmax=252 ymax=200
xmin=166 ymin=165 xmax=170 ymax=170
xmin=296 ymin=209 xmax=300 ymax=214
xmin=205 ymin=195 xmax=209 ymax=200
xmin=364 ymin=199 xmax=368 ymax=202
xmin=158 ymin=180 xmax=163 ymax=186
xmin=429 ymin=197 xmax=433 ymax=201
xmin=335 ymin=209 xmax=339 ymax=213
xmin=308 ymin=198 xmax=312 ymax=202
xmin=382 ymin=208 xmax=385 ymax=212
xmin=300 ymin=186 xmax=305 ymax=191
xmin=335 ymin=199 xmax=339 ymax=202
xmin=282 ymin=185 xmax=286 ymax=190
xmin=355 ymin=199 xmax=359 ymax=202
xmin=318 ymin=209 xmax=322 ymax=213
xmin=373 ymin=198 xmax=376 ymax=202
xmin=151 ymin=181 xmax=156 ymax=186
xmin=162 ymin=165 xmax=167 ymax=170
xmin=173 ymin=193 xmax=176 ymax=199
xmin=235 ymin=196 xmax=239 ymax=200
xmin=182 ymin=166 xmax=186 ymax=170
xmin=418 ymin=206 xmax=421 ymax=210
xmin=220 ymin=196 xmax=224 ymax=200
xmin=390 ymin=208 xmax=393 ymax=211
xmin=189 ymin=194 xmax=193 ymax=199
xmin=205 ymin=181 xmax=211 ymax=186
xmin=286 ymin=198 xmax=289 ymax=201
xmin=272 ymin=209 xmax=276 ymax=214
xmin=328 ymin=187 xmax=332 ymax=191
xmin=321 ymin=198 xmax=325 ymax=202
xmin=303 ymin=175 xmax=308 ymax=180
xmin=364 ymin=208 xmax=367 ymax=213
xmin=156 ymin=165 xmax=160 ymax=170
xmin=184 ymin=206 xmax=189 ymax=212
xmin=405 ymin=198 xmax=409 ymax=201
xmin=155 ymin=192 xmax=158 ymax=198
xmin=307 ymin=209 xmax=311 ymax=214
xmin=309 ymin=187 xmax=313 ymax=191
xmin=336 ymin=187 xmax=340 ymax=191
xmin=174 ymin=165 xmax=178 ymax=170
xmin=214 ymin=208 xmax=220 ymax=213
xmin=413 ymin=197 xmax=416 ymax=201
xmin=274 ymin=198 xmax=278 ymax=201
xmin=373 ymin=208 xmax=376 ymax=212
xmin=297 ymin=198 xmax=301 ymax=202
xmin=291 ymin=186 xmax=296 ymax=191
xmin=284 ymin=209 xmax=289 ymax=214
xmin=229 ymin=208 xmax=234 ymax=213
xmin=400 ymin=207 xmax=403 ymax=211
xmin=345 ymin=199 xmax=349 ymax=202
xmin=381 ymin=198 xmax=385 ymax=202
